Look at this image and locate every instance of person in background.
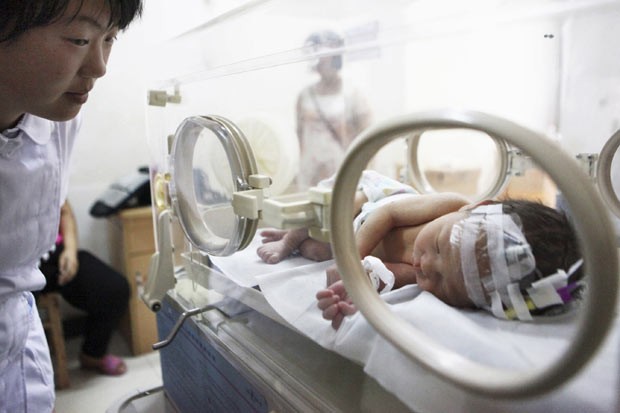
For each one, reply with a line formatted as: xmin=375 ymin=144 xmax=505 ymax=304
xmin=296 ymin=30 xmax=372 ymax=190
xmin=0 ymin=0 xmax=143 ymax=411
xmin=38 ymin=201 xmax=130 ymax=376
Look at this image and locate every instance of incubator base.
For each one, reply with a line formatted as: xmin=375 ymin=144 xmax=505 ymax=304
xmin=155 ymin=289 xmax=411 ymax=412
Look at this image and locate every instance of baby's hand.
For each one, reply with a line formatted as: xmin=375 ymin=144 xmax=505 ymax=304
xmin=316 ymin=280 xmax=357 ymax=329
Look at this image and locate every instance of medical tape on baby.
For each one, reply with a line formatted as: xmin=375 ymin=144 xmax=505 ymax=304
xmin=458 ymin=218 xmax=487 ymax=307
xmin=526 ymin=259 xmax=583 ymax=308
xmin=480 ymin=208 xmax=514 ymax=318
xmin=490 ymin=291 xmax=505 ymax=318
xmin=459 ymin=204 xmax=506 ymax=309
xmin=486 ymin=211 xmax=511 ymax=300
xmin=507 ymin=283 xmax=533 ymax=321
xmin=362 ymin=256 xmax=395 ymax=294
xmin=487 ymin=208 xmax=537 ymax=320
xmin=455 ymin=204 xmax=536 ymax=319
xmin=487 ymin=211 xmax=537 ymax=319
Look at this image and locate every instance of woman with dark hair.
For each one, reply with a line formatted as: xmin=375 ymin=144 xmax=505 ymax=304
xmin=0 ymin=1 xmax=142 ymax=410
xmin=296 ymin=30 xmax=373 ymax=189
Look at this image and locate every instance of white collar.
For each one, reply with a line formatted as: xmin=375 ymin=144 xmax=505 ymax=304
xmin=18 ymin=113 xmax=53 ymax=145
xmin=0 ymin=114 xmax=54 ymax=158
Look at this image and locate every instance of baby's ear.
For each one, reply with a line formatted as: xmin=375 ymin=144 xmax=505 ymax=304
xmin=458 ymin=199 xmax=495 ymax=211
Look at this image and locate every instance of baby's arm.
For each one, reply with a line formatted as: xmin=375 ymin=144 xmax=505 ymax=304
xmin=326 ymin=260 xmax=415 ymax=289
xmin=355 ymin=192 xmax=469 ymax=259
xmin=319 ymin=192 xmax=469 ymax=329
xmin=383 ymin=262 xmax=417 ymax=288
xmin=326 ymin=192 xmax=468 ymax=285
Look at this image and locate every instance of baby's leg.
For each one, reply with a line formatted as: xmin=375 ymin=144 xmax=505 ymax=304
xmin=257 ymin=228 xmax=310 ymax=264
xmin=257 ymin=190 xmax=364 ymax=264
xmin=299 ymin=238 xmax=332 ymax=261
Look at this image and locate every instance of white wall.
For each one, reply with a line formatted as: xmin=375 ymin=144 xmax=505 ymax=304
xmin=559 ymin=9 xmax=620 ymax=155
xmin=68 ymin=1 xmax=620 ymax=264
xmin=67 ymin=1 xmax=261 ymax=263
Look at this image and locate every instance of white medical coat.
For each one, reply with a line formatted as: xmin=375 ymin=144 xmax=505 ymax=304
xmin=0 ymin=113 xmax=79 ymax=413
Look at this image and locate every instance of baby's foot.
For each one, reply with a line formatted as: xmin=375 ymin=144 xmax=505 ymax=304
xmin=259 ymin=228 xmax=288 ymax=243
xmin=299 ymin=239 xmax=332 ymax=261
xmin=257 ymin=239 xmax=295 ymax=264
xmin=257 ymin=228 xmax=309 ymax=264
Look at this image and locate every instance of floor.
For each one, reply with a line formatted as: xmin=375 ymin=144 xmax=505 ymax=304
xmin=54 ymin=330 xmax=163 ymax=413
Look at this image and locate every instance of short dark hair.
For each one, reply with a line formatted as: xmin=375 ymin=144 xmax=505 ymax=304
xmin=0 ymin=0 xmax=143 ymax=43
xmin=502 ymin=199 xmax=584 ymax=315
xmin=304 ymin=30 xmax=345 ymax=49
xmin=502 ymin=199 xmax=583 ymax=280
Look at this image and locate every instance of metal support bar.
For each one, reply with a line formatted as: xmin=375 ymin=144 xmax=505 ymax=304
xmin=152 ymin=304 xmax=218 ymax=350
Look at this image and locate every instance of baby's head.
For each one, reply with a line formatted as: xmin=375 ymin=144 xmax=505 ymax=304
xmin=453 ymin=200 xmax=583 ymax=320
xmin=414 ymin=199 xmax=583 ymax=320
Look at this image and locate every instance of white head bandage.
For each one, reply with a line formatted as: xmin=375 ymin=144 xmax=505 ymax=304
xmin=450 ymin=204 xmax=582 ymax=321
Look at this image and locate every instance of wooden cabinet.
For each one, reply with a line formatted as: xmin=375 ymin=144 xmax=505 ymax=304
xmin=500 ymin=167 xmax=557 ymax=206
xmin=108 ymin=206 xmax=159 ymax=355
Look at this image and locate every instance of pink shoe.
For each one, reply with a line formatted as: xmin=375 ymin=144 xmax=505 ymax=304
xmin=80 ymin=353 xmax=127 ymax=376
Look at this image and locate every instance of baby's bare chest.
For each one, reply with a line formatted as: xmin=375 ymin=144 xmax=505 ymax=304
xmin=375 ymin=226 xmax=421 ymax=264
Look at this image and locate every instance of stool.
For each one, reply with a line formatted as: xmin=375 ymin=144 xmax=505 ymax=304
xmin=36 ymin=292 xmax=70 ymax=389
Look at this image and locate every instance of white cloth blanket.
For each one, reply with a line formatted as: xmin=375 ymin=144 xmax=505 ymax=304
xmin=209 ymin=235 xmax=619 ymax=413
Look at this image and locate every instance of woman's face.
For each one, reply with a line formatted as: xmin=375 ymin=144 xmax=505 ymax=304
xmin=412 ymin=211 xmax=475 ymax=308
xmin=0 ymin=0 xmax=117 ymax=129
xmin=314 ymin=55 xmax=341 ymax=79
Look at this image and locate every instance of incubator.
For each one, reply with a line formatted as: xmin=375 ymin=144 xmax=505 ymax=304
xmin=123 ymin=0 xmax=620 ymax=411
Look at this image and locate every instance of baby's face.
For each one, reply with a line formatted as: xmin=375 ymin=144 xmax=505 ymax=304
xmin=412 ymin=211 xmax=474 ymax=308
